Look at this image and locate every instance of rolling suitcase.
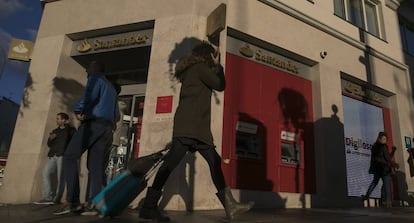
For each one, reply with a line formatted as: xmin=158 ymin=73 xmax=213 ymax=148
xmin=93 ymin=170 xmax=147 ymax=217
xmin=93 ymin=147 xmax=169 ymax=217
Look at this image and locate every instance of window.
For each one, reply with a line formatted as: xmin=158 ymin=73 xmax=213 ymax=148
xmin=334 ymin=0 xmax=382 ymax=37
xmin=400 ymin=22 xmax=414 ymax=56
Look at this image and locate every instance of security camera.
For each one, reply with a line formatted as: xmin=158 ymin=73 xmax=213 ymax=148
xmin=320 ymin=51 xmax=327 ymax=59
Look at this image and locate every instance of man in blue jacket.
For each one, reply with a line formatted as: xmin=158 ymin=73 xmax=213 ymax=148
xmin=54 ymin=61 xmax=120 ymax=215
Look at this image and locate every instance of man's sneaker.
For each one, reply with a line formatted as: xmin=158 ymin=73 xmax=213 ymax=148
xmin=53 ymin=202 xmax=83 ymax=215
xmin=53 ymin=200 xmax=62 ymax=205
xmin=33 ymin=199 xmax=54 ymax=205
xmin=80 ymin=205 xmax=99 ymax=216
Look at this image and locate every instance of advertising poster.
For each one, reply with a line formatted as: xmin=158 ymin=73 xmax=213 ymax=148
xmin=342 ymin=96 xmax=384 ymax=198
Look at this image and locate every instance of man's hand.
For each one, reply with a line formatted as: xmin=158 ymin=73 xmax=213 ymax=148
xmin=49 ymin=133 xmax=56 ymax=140
xmin=76 ymin=114 xmax=85 ymax=121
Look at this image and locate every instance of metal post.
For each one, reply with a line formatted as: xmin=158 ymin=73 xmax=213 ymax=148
xmin=0 ymin=46 xmax=6 ymax=80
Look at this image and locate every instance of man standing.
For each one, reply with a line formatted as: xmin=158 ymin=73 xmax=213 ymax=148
xmin=34 ymin=112 xmax=75 ymax=205
xmin=53 ymin=61 xmax=120 ymax=215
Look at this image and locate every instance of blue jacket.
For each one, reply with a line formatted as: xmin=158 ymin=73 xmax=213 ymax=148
xmin=73 ymin=74 xmax=120 ymax=122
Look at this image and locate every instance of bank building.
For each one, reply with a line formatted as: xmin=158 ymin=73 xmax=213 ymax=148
xmin=1 ymin=0 xmax=414 ymax=210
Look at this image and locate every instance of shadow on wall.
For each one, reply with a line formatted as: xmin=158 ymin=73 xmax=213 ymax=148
xmin=167 ymin=37 xmax=203 ymax=92
xmin=393 ymin=170 xmax=414 ymax=206
xmin=167 ymin=37 xmax=203 ymax=77
xmin=311 ymin=105 xmax=356 ymax=207
xmin=159 ymin=153 xmax=196 ymax=211
xmin=52 ymin=77 xmax=84 ymax=123
xmin=278 ymin=88 xmax=315 ymax=208
xmin=19 ymin=72 xmax=34 ymax=117
xmin=167 ymin=37 xmax=221 ymax=105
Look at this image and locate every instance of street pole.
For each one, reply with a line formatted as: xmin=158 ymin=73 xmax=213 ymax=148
xmin=0 ymin=45 xmax=6 ymax=80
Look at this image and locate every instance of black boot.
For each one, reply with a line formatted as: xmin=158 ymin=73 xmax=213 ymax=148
xmin=139 ymin=187 xmax=170 ymax=222
xmin=216 ymin=187 xmax=254 ymax=220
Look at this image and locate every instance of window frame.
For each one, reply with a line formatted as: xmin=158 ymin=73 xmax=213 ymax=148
xmin=334 ymin=0 xmax=384 ymax=38
xmin=400 ymin=21 xmax=414 ymax=57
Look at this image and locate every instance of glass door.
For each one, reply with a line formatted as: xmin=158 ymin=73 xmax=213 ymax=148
xmin=105 ymin=94 xmax=145 ymax=183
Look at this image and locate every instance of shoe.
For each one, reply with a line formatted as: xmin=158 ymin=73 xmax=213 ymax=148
xmin=216 ymin=187 xmax=254 ymax=220
xmin=53 ymin=202 xmax=83 ymax=215
xmin=53 ymin=200 xmax=62 ymax=205
xmin=33 ymin=199 xmax=54 ymax=205
xmin=139 ymin=188 xmax=170 ymax=222
xmin=139 ymin=207 xmax=170 ymax=222
xmin=81 ymin=205 xmax=99 ymax=216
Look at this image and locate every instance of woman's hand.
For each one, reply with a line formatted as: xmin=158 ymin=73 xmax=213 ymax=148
xmin=211 ymin=51 xmax=220 ymax=65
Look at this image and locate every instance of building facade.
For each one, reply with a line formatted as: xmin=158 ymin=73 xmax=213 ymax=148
xmin=0 ymin=0 xmax=413 ymax=210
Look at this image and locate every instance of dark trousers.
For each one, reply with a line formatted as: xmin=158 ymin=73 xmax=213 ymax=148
xmin=151 ymin=137 xmax=226 ymax=191
xmin=63 ymin=120 xmax=113 ymax=204
xmin=365 ymin=173 xmax=392 ymax=201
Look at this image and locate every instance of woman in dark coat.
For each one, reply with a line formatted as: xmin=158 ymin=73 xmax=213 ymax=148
xmin=362 ymin=132 xmax=396 ymax=207
xmin=139 ymin=42 xmax=254 ymax=222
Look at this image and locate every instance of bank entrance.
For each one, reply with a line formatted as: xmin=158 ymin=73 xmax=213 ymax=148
xmin=70 ymin=27 xmax=153 ymax=181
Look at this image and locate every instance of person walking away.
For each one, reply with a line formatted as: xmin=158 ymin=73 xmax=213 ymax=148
xmin=362 ymin=131 xmax=397 ymax=207
xmin=34 ymin=112 xmax=75 ymax=205
xmin=139 ymin=42 xmax=254 ymax=222
xmin=53 ymin=61 xmax=120 ymax=215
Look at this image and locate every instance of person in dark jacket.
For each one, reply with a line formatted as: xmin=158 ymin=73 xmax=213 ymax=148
xmin=34 ymin=112 xmax=75 ymax=205
xmin=362 ymin=131 xmax=397 ymax=207
xmin=139 ymin=42 xmax=254 ymax=222
xmin=53 ymin=61 xmax=120 ymax=215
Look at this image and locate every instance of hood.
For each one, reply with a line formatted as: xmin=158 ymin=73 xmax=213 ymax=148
xmin=174 ymin=55 xmax=206 ymax=81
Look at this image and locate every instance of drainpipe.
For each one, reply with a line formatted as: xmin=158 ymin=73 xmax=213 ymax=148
xmin=0 ymin=46 xmax=6 ymax=80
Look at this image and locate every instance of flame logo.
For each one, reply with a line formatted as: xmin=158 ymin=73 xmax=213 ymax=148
xmin=239 ymin=44 xmax=253 ymax=58
xmin=77 ymin=39 xmax=92 ymax=53
xmin=12 ymin=42 xmax=29 ymax=54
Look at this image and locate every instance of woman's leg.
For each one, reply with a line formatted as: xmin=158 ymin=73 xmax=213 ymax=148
xmin=198 ymin=148 xmax=226 ymax=190
xmin=140 ymin=138 xmax=189 ymax=222
xmin=198 ymin=147 xmax=254 ymax=220
xmin=151 ymin=139 xmax=189 ymax=190
xmin=365 ymin=173 xmax=381 ymax=197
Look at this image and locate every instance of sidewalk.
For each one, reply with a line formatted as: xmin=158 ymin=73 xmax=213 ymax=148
xmin=2 ymin=203 xmax=414 ymax=223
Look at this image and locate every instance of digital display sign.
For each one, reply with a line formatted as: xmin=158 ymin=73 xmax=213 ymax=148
xmin=342 ymin=96 xmax=384 ymax=198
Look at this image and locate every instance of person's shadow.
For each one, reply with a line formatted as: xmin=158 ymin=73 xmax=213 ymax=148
xmin=158 ymin=153 xmax=196 ymax=211
xmin=394 ymin=169 xmax=414 ymax=206
xmin=311 ymin=104 xmax=355 ymax=207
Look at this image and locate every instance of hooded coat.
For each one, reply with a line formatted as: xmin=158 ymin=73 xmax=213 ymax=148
xmin=172 ymin=55 xmax=225 ymax=145
xmin=368 ymin=142 xmax=395 ymax=175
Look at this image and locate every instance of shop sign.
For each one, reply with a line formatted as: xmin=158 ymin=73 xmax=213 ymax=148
xmin=207 ymin=3 xmax=226 ymax=37
xmin=281 ymin=130 xmax=296 ymax=141
xmin=71 ymin=29 xmax=152 ymax=56
xmin=236 ymin=121 xmax=258 ymax=134
xmin=8 ymin=38 xmax=34 ymax=62
xmin=342 ymin=81 xmax=384 ymax=104
xmin=238 ymin=43 xmax=299 ymax=74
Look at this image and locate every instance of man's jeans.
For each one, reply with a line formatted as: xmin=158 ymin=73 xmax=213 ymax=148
xmin=42 ymin=155 xmax=64 ymax=202
xmin=63 ymin=119 xmax=113 ymax=204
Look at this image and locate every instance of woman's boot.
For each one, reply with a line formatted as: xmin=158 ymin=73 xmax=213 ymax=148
xmin=139 ymin=187 xmax=170 ymax=222
xmin=216 ymin=187 xmax=254 ymax=220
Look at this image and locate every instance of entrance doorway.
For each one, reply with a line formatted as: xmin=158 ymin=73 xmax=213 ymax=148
xmin=71 ymin=44 xmax=151 ymax=182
